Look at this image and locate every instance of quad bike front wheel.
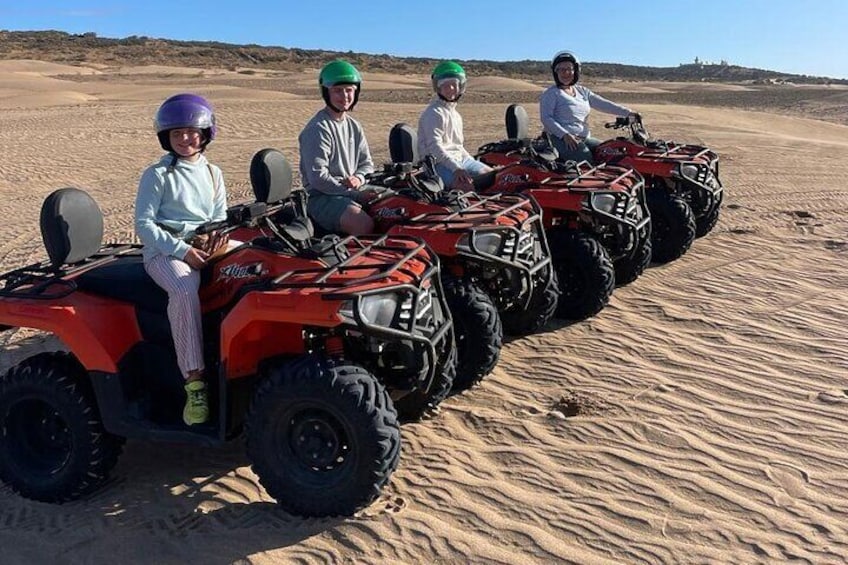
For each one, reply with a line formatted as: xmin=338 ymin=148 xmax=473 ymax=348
xmin=393 ymin=342 xmax=456 ymax=422
xmin=693 ymin=187 xmax=723 ymax=238
xmin=613 ymin=229 xmax=652 ymax=286
xmin=500 ymin=265 xmax=560 ymax=336
xmin=548 ymin=229 xmax=615 ymax=320
xmin=647 ymin=188 xmax=696 ymax=263
xmin=441 ymin=274 xmax=503 ymax=391
xmin=246 ymin=356 xmax=400 ymax=517
xmin=0 ymin=352 xmax=124 ymax=503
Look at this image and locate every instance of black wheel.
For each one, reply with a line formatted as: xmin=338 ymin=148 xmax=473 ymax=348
xmin=647 ymin=189 xmax=696 ymax=263
xmin=393 ymin=340 xmax=456 ymax=422
xmin=694 ymin=188 xmax=723 ymax=238
xmin=500 ymin=265 xmax=560 ymax=336
xmin=246 ymin=356 xmax=400 ymax=517
xmin=613 ymin=231 xmax=652 ymax=286
xmin=548 ymin=230 xmax=615 ymax=320
xmin=441 ymin=274 xmax=502 ymax=391
xmin=0 ymin=352 xmax=123 ymax=503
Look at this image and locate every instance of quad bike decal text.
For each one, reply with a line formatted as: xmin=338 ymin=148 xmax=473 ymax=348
xmin=219 ymin=262 xmax=265 ymax=280
xmin=597 ymin=146 xmax=626 ymax=157
xmin=375 ymin=207 xmax=407 ymax=219
xmin=499 ymin=173 xmax=530 ymax=185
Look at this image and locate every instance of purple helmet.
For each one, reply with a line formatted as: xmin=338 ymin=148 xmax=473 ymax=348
xmin=154 ymin=93 xmax=217 ymax=152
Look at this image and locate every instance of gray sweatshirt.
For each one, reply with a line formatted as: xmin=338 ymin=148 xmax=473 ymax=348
xmin=298 ymin=108 xmax=375 ymax=196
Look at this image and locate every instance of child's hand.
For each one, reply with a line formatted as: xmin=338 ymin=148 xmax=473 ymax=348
xmin=342 ymin=175 xmax=363 ymax=189
xmin=204 ymin=230 xmax=229 ymax=257
xmin=184 ymin=247 xmax=209 ymax=270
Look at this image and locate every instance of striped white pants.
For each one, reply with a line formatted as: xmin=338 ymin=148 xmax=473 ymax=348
xmin=144 ymin=254 xmax=204 ymax=379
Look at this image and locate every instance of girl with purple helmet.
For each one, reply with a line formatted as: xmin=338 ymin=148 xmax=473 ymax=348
xmin=134 ymin=93 xmax=229 ymax=426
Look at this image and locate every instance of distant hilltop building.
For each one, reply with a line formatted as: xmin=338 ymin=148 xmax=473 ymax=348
xmin=688 ymin=57 xmax=730 ymax=67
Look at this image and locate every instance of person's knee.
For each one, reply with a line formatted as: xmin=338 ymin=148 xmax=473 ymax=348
xmin=340 ymin=205 xmax=374 ymax=235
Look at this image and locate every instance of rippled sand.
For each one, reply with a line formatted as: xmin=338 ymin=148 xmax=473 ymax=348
xmin=1 ymin=61 xmax=846 ymax=564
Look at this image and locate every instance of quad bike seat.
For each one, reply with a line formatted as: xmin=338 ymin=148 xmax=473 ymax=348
xmin=40 ymin=187 xmax=167 ymax=312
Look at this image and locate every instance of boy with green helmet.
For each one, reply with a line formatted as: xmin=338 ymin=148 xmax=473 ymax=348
xmin=418 ymin=60 xmax=492 ymax=191
xmin=299 ymin=59 xmax=376 ymax=235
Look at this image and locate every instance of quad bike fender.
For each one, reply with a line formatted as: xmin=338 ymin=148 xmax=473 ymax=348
xmin=219 ymin=292 xmax=338 ymax=378
xmin=0 ymin=293 xmax=142 ymax=373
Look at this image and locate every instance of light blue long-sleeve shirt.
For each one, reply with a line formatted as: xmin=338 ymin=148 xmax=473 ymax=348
xmin=539 ymin=84 xmax=632 ymax=140
xmin=134 ymin=153 xmax=228 ymax=261
xmin=298 ymin=108 xmax=375 ymax=197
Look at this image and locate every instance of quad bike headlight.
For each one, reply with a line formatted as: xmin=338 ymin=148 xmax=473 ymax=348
xmin=457 ymin=231 xmax=505 ymax=256
xmin=591 ymin=193 xmax=618 ymax=214
xmin=679 ymin=163 xmax=701 ymax=180
xmin=360 ymin=294 xmax=401 ymax=327
xmin=340 ymin=292 xmax=401 ymax=328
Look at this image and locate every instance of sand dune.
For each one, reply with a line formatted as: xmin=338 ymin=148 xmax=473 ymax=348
xmin=1 ymin=61 xmax=847 ymax=564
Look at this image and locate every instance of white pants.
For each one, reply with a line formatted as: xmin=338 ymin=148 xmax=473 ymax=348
xmin=144 ymin=254 xmax=203 ymax=379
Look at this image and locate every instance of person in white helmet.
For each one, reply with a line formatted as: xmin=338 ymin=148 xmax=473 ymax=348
xmin=540 ymin=51 xmax=639 ymax=164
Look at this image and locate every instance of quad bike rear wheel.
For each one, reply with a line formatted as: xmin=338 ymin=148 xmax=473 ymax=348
xmin=246 ymin=356 xmax=400 ymax=517
xmin=393 ymin=342 xmax=456 ymax=422
xmin=548 ymin=229 xmax=615 ymax=320
xmin=647 ymin=189 xmax=696 ymax=263
xmin=0 ymin=352 xmax=124 ymax=503
xmin=441 ymin=274 xmax=502 ymax=391
xmin=500 ymin=266 xmax=560 ymax=336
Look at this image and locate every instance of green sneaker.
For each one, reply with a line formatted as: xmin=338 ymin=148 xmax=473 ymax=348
xmin=183 ymin=380 xmax=209 ymax=425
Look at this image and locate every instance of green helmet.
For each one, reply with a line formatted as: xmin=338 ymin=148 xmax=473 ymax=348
xmin=431 ymin=60 xmax=467 ymax=100
xmin=319 ymin=60 xmax=362 ymax=111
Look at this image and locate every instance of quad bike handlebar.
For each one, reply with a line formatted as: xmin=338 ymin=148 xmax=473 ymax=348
xmin=195 ymin=202 xmax=272 ymax=235
xmin=604 ymin=113 xmax=649 ymax=145
xmin=366 ymin=156 xmax=445 ymax=202
xmin=604 ymin=112 xmax=643 ymax=130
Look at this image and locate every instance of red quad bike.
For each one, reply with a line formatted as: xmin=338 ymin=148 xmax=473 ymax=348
xmin=0 ymin=185 xmax=455 ymax=517
xmin=474 ymin=106 xmax=652 ymax=288
xmin=389 ymin=120 xmax=644 ymax=319
xmin=250 ymin=149 xmax=559 ymax=393
xmin=594 ymin=113 xmax=723 ymax=260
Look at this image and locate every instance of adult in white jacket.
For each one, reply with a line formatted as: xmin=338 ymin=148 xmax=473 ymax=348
xmin=540 ymin=51 xmax=638 ymax=164
xmin=417 ymin=61 xmax=492 ymax=191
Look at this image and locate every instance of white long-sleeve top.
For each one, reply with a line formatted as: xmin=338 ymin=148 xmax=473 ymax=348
xmin=539 ymin=84 xmax=632 ymax=140
xmin=417 ymin=98 xmax=473 ymax=172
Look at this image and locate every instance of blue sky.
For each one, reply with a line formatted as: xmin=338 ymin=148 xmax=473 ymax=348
xmin=2 ymin=1 xmax=846 ymax=79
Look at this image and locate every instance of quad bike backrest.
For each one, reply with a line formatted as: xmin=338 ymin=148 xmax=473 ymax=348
xmin=389 ymin=123 xmax=419 ymax=164
xmin=40 ymin=187 xmax=104 ymax=267
xmin=250 ymin=147 xmax=294 ymax=204
xmin=503 ymin=104 xmax=559 ymax=163
xmin=505 ymin=104 xmax=529 ymax=140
